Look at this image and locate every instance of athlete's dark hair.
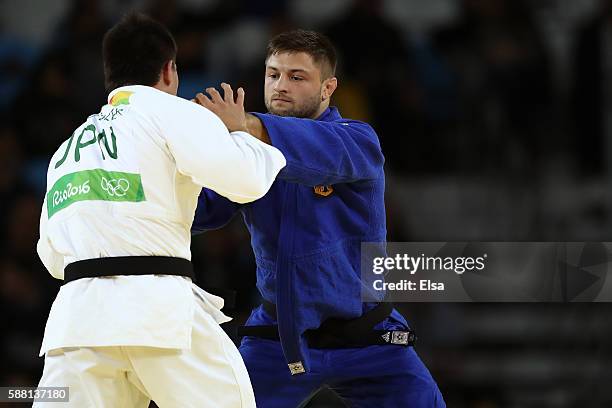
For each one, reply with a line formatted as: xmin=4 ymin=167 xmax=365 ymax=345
xmin=102 ymin=13 xmax=177 ymax=92
xmin=266 ymin=29 xmax=337 ymax=79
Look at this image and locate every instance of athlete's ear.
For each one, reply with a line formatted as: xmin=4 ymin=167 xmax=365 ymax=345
xmin=161 ymin=60 xmax=174 ymax=86
xmin=321 ymin=77 xmax=337 ymax=102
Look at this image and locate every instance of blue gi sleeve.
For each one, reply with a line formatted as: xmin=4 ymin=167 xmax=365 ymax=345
xmin=251 ymin=113 xmax=384 ymax=186
xmin=192 ymin=188 xmax=241 ymax=235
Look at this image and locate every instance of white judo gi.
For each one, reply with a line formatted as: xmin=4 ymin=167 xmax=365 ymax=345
xmin=35 ymin=85 xmax=286 ymax=407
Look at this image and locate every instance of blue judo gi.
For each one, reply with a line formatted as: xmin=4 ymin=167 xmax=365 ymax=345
xmin=193 ymin=107 xmax=445 ymax=407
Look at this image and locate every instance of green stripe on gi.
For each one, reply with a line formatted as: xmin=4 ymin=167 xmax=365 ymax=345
xmin=47 ymin=169 xmax=145 ymax=218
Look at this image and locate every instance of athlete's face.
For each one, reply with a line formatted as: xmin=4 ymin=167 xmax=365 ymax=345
xmin=264 ymin=52 xmax=335 ymax=119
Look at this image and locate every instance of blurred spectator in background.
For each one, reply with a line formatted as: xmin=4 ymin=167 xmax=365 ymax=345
xmin=432 ymin=0 xmax=553 ymax=177
xmin=571 ymin=0 xmax=612 ymax=177
xmin=10 ymin=52 xmax=83 ymax=158
xmin=325 ymin=0 xmax=415 ymax=172
xmin=0 ymin=125 xmax=25 ymax=236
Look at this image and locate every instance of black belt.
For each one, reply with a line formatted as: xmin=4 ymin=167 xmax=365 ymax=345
xmin=237 ymin=301 xmax=417 ymax=349
xmin=63 ymin=256 xmax=195 ymax=284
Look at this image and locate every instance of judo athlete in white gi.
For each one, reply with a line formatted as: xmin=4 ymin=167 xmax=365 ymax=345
xmin=34 ymin=13 xmax=285 ymax=407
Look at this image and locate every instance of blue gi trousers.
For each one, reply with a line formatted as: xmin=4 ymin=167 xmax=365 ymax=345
xmin=239 ymin=337 xmax=446 ymax=408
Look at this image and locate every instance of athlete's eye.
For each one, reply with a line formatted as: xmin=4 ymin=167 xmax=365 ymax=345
xmin=291 ymin=76 xmax=303 ymax=81
xmin=267 ymin=73 xmax=278 ymax=79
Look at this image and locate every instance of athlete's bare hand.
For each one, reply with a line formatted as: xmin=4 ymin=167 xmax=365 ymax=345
xmin=194 ymin=83 xmax=247 ymax=133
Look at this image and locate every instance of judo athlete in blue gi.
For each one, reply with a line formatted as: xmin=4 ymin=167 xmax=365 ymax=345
xmin=193 ymin=30 xmax=445 ymax=407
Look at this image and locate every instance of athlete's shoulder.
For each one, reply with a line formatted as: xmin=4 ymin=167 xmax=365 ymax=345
xmin=334 ymin=117 xmax=379 ymax=144
xmin=327 ymin=107 xmax=377 ymax=134
xmin=47 ymin=119 xmax=91 ymax=169
xmin=107 ymin=85 xmax=179 ymax=112
xmin=127 ymin=85 xmax=221 ymax=124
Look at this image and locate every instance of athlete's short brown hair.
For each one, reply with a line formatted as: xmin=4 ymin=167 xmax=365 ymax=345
xmin=266 ymin=29 xmax=337 ymax=80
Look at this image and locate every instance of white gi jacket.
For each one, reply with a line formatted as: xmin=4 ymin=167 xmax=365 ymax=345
xmin=37 ymin=85 xmax=286 ymax=355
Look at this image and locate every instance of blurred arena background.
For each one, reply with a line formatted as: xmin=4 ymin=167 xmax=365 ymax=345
xmin=1 ymin=0 xmax=612 ymax=406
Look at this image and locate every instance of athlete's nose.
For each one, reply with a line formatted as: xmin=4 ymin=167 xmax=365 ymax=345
xmin=273 ymin=74 xmax=290 ymax=93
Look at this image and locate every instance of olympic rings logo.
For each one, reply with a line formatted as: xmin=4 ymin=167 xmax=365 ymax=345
xmin=101 ymin=176 xmax=130 ymax=197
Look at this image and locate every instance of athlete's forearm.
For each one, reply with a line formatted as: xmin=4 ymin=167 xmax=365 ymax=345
xmin=246 ymin=113 xmax=271 ymax=145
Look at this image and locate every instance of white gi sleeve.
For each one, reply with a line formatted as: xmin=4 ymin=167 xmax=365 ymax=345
xmin=159 ymin=97 xmax=286 ymax=203
xmin=37 ymin=196 xmax=64 ymax=280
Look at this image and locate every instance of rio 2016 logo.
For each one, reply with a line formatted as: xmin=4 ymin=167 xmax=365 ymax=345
xmin=101 ymin=177 xmax=130 ymax=197
xmin=52 ymin=180 xmax=90 ymax=207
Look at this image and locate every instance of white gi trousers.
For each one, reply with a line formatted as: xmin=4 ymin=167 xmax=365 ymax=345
xmin=34 ymin=296 xmax=256 ymax=408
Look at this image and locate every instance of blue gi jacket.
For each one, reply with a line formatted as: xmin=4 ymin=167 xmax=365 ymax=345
xmin=193 ymin=107 xmax=405 ymax=373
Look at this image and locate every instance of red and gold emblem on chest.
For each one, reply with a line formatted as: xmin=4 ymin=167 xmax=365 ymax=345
xmin=313 ymin=185 xmax=334 ymax=197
